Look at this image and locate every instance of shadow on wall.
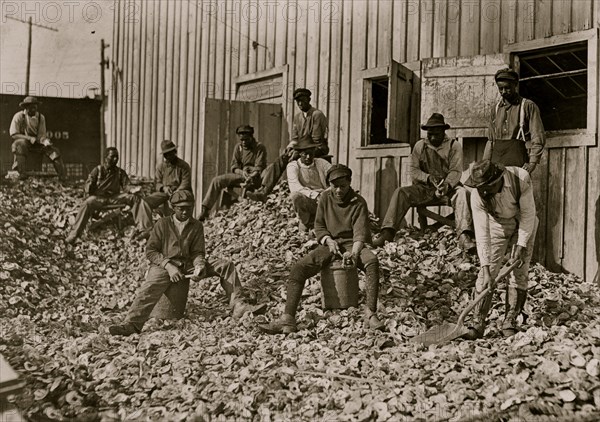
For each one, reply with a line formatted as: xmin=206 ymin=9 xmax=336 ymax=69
xmin=376 ymin=157 xmax=399 ymax=220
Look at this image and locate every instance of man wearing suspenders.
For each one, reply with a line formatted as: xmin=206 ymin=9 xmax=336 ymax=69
xmin=483 ymin=68 xmax=546 ymax=173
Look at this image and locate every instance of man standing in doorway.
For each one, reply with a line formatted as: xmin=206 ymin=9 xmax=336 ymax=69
xmin=483 ymin=68 xmax=545 ymax=173
xmin=247 ymin=88 xmax=329 ymax=202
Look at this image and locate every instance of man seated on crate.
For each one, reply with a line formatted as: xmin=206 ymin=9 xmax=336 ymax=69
xmin=287 ymin=134 xmax=332 ymax=234
xmin=461 ymin=159 xmax=538 ymax=340
xmin=258 ymin=164 xmax=385 ymax=335
xmin=9 ymin=96 xmax=66 ymax=181
xmin=65 ymin=147 xmax=154 ymax=244
xmin=198 ymin=125 xmax=267 ymax=220
xmin=108 ymin=190 xmax=267 ymax=336
xmin=246 ymin=88 xmax=329 ymax=203
xmin=372 ymin=113 xmax=476 ymax=252
xmin=143 ymin=140 xmax=192 ymax=217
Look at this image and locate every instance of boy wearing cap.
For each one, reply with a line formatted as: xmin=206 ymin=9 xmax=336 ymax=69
xmin=373 ymin=113 xmax=476 ymax=252
xmin=143 ymin=140 xmax=192 ymax=215
xmin=287 ymin=135 xmax=332 ymax=232
xmin=463 ymin=159 xmax=538 ymax=339
xmin=484 ymin=68 xmax=545 ymax=173
xmin=246 ymin=88 xmax=328 ymax=202
xmin=259 ymin=164 xmax=385 ymax=334
xmin=9 ymin=96 xmax=66 ymax=180
xmin=65 ymin=147 xmax=154 ymax=244
xmin=109 ymin=190 xmax=266 ymax=336
xmin=199 ymin=125 xmax=267 ymax=220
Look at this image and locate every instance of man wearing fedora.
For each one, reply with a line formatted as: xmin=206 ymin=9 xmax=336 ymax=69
xmin=463 ymin=159 xmax=538 ymax=339
xmin=246 ymin=88 xmax=328 ymax=203
xmin=259 ymin=164 xmax=385 ymax=335
xmin=483 ymin=68 xmax=545 ymax=173
xmin=198 ymin=125 xmax=267 ymax=220
xmin=143 ymin=140 xmax=192 ymax=217
xmin=65 ymin=147 xmax=154 ymax=244
xmin=9 ymin=96 xmax=66 ymax=181
xmin=287 ymin=134 xmax=332 ymax=233
xmin=373 ymin=113 xmax=476 ymax=252
xmin=109 ymin=190 xmax=267 ymax=336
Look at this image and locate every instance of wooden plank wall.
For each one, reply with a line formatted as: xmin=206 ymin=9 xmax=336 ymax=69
xmin=110 ymin=0 xmax=599 ymax=280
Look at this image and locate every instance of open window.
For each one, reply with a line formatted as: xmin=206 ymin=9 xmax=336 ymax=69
xmin=506 ymin=28 xmax=598 ymax=147
xmin=361 ymin=61 xmax=416 ymax=146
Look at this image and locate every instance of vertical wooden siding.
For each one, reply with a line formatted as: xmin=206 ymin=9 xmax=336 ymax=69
xmin=110 ymin=0 xmax=599 ymax=280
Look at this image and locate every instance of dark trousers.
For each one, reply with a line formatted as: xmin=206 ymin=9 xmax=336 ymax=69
xmin=12 ymin=138 xmax=64 ymax=176
xmin=290 ymin=192 xmax=318 ymax=229
xmin=202 ymin=173 xmax=246 ymax=210
xmin=69 ymin=193 xmax=153 ymax=238
xmin=284 ymin=241 xmax=380 ymax=317
xmin=126 ymin=258 xmax=242 ymax=330
xmin=381 ymin=184 xmax=473 ymax=236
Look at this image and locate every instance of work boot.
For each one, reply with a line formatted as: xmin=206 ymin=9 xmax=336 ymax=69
xmin=53 ymin=158 xmax=67 ymax=182
xmin=364 ymin=308 xmax=385 ymax=331
xmin=462 ymin=288 xmax=493 ymax=340
xmin=246 ymin=189 xmax=267 ymax=203
xmin=198 ymin=206 xmax=210 ymax=221
xmin=232 ymin=301 xmax=268 ymax=320
xmin=459 ymin=232 xmax=477 ymax=254
xmin=502 ymin=287 xmax=527 ymax=337
xmin=258 ymin=314 xmax=297 ymax=334
xmin=109 ymin=323 xmax=140 ymax=336
xmin=372 ymin=228 xmax=395 ymax=248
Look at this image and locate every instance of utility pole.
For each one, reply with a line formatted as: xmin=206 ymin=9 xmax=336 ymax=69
xmin=100 ymin=39 xmax=110 ymax=160
xmin=5 ymin=15 xmax=58 ymax=95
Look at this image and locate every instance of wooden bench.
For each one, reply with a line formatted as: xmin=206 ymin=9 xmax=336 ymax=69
xmin=415 ymin=196 xmax=455 ymax=230
xmin=89 ymin=204 xmax=128 ymax=234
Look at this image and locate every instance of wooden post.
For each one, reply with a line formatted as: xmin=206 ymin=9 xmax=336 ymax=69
xmin=25 ymin=17 xmax=31 ymax=95
xmin=100 ymin=39 xmax=109 ymax=160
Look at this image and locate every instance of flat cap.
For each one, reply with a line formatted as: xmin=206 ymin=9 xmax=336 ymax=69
xmin=170 ymin=190 xmax=195 ymax=206
xmin=236 ymin=125 xmax=254 ymax=135
xmin=326 ymin=164 xmax=352 ymax=183
xmin=293 ymin=88 xmax=312 ymax=99
xmin=494 ymin=68 xmax=519 ymax=83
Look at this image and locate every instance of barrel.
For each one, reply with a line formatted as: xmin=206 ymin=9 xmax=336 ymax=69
xmin=320 ymin=260 xmax=359 ymax=310
xmin=150 ymin=278 xmax=190 ymax=319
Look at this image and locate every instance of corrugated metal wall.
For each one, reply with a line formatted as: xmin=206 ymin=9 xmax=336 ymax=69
xmin=110 ymin=0 xmax=600 ymax=281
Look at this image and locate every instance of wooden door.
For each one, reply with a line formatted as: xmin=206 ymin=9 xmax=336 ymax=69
xmin=196 ymin=98 xmax=283 ymax=202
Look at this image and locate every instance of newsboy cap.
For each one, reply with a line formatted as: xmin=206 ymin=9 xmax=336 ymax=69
xmin=326 ymin=164 xmax=352 ymax=183
xmin=19 ymin=96 xmax=41 ymax=108
xmin=161 ymin=140 xmax=177 ymax=154
xmin=236 ymin=125 xmax=254 ymax=135
xmin=465 ymin=159 xmax=505 ymax=188
xmin=494 ymin=68 xmax=519 ymax=83
xmin=170 ymin=190 xmax=195 ymax=206
xmin=293 ymin=88 xmax=312 ymax=99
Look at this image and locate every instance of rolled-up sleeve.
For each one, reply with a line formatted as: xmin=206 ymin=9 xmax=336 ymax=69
xmin=516 ymin=172 xmax=536 ymax=247
xmin=9 ymin=113 xmax=23 ymax=137
xmin=471 ymin=190 xmax=492 ymax=266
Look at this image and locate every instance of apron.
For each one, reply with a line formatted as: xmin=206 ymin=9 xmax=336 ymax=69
xmin=490 ymin=99 xmax=529 ymax=167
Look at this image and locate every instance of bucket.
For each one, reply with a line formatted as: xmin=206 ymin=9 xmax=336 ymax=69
xmin=150 ymin=278 xmax=190 ymax=319
xmin=320 ymin=259 xmax=359 ymax=309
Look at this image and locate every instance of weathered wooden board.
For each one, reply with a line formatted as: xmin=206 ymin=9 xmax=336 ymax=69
xmin=586 ymin=146 xmax=599 ymax=283
xmin=546 ymin=149 xmax=566 ymax=273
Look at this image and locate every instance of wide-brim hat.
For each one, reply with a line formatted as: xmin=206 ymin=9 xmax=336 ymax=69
xmin=421 ymin=113 xmax=450 ymax=130
xmin=294 ymin=135 xmax=320 ymax=151
xmin=465 ymin=160 xmax=505 ymax=188
xmin=19 ymin=96 xmax=41 ymax=108
xmin=161 ymin=140 xmax=177 ymax=154
xmin=293 ymin=88 xmax=311 ymax=100
xmin=326 ymin=164 xmax=352 ymax=183
xmin=170 ymin=190 xmax=195 ymax=206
